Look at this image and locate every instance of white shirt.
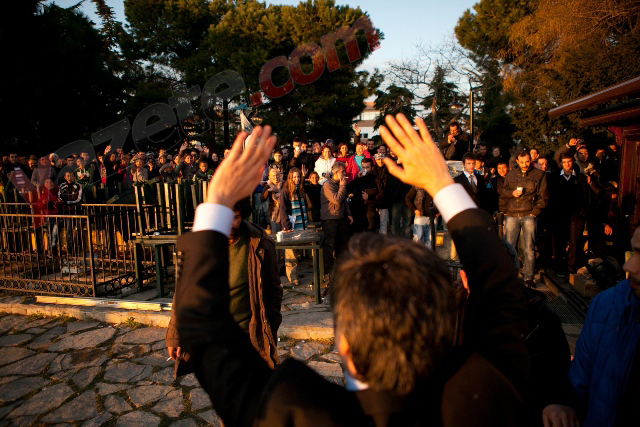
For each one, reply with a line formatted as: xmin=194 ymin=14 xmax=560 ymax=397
xmin=314 ymin=157 xmax=336 ymax=185
xmin=560 ymin=169 xmax=576 ymax=181
xmin=463 ymin=171 xmax=477 ymax=187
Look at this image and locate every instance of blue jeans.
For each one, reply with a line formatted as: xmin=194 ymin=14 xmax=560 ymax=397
xmin=413 ymin=223 xmax=431 ymax=248
xmin=378 ymin=209 xmax=389 ymax=235
xmin=505 ymin=215 xmax=537 ymax=281
xmin=391 ymin=202 xmax=413 ymax=238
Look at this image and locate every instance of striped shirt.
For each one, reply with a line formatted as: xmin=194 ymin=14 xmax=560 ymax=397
xmin=290 ymin=196 xmax=308 ymax=230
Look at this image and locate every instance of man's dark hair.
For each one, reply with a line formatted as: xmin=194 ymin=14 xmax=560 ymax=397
xmin=478 ymin=142 xmax=487 ymax=148
xmin=497 ymin=160 xmax=508 ymax=167
xmin=517 ymin=149 xmax=531 ymax=159
xmin=361 ymin=158 xmax=373 ymax=167
xmin=462 ymin=152 xmax=476 ymax=163
xmin=560 ymin=152 xmax=574 ymax=161
xmin=331 ymin=233 xmax=456 ymax=394
xmin=273 ymin=149 xmax=283 ymax=156
xmin=492 ymin=146 xmax=500 ymax=151
xmin=233 ymin=197 xmax=252 ymax=220
xmin=450 ymin=121 xmax=460 ymax=129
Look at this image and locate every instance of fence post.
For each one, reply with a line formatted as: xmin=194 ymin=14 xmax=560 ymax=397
xmin=86 ymin=215 xmax=97 ymax=294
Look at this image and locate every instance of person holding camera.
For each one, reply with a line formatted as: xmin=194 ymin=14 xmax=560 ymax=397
xmin=441 ymin=121 xmax=470 ymax=161
xmin=314 ymin=145 xmax=335 ymax=185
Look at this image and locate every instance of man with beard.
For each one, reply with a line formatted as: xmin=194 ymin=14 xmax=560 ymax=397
xmin=347 ymin=158 xmax=377 ymax=234
xmin=166 ymin=197 xmax=282 ymax=375
xmin=441 ymin=122 xmax=471 ymax=161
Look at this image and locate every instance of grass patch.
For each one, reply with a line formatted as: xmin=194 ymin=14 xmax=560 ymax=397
xmin=54 ymin=314 xmax=77 ymax=323
xmin=124 ymin=317 xmax=144 ymax=329
xmin=27 ymin=312 xmax=47 ymax=321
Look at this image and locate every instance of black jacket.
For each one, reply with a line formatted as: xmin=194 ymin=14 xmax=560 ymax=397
xmin=454 ymin=172 xmax=493 ymax=214
xmin=499 ymin=166 xmax=548 ymax=217
xmin=374 ymin=165 xmax=391 ymax=209
xmin=549 ymin=171 xmax=590 ymax=218
xmin=440 ymin=132 xmax=470 ymax=161
xmin=173 ymin=208 xmax=529 ymax=427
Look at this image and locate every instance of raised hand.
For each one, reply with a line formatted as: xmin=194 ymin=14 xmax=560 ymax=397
xmin=206 ymin=126 xmax=277 ymax=208
xmin=352 ymin=123 xmax=361 ymax=136
xmin=379 ymin=114 xmax=454 ymax=197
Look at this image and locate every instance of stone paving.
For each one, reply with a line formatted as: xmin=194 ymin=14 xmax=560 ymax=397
xmin=0 ymin=313 xmax=343 ymax=426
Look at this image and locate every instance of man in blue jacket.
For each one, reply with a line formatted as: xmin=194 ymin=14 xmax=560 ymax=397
xmin=548 ymin=226 xmax=640 ymax=427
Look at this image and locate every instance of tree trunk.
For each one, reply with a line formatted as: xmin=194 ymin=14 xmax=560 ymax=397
xmin=431 ymin=88 xmax=440 ymax=138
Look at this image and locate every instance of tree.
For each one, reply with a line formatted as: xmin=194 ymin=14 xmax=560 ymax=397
xmin=455 ymin=0 xmax=532 ymax=62
xmin=373 ymin=85 xmax=416 ymax=130
xmin=455 ymin=0 xmax=640 ymax=152
xmin=0 ymin=0 xmax=126 ymax=154
xmin=420 ymin=66 xmax=465 ymax=139
xmin=123 ymin=0 xmax=383 ymax=145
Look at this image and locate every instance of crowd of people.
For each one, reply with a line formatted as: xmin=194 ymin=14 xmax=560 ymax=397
xmin=0 ymin=114 xmax=637 ymax=426
xmin=164 ymin=117 xmax=639 ymax=427
xmin=0 ymin=119 xmax=626 ymax=278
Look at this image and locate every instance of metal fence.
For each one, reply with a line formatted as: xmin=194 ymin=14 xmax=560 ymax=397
xmin=0 ymin=204 xmax=156 ymax=297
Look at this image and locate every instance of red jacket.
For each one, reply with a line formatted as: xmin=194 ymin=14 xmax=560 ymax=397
xmin=36 ymin=186 xmax=59 ymax=216
xmin=345 ymin=151 xmax=371 ymax=182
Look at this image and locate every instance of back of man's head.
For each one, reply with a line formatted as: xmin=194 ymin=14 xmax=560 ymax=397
xmin=331 ymin=233 xmax=456 ymax=395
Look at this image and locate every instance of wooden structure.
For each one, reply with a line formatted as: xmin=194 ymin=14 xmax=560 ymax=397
xmin=549 ymin=75 xmax=640 ymax=231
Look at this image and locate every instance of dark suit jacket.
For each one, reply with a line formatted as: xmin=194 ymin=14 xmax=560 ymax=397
xmin=454 ymin=173 xmax=493 ymax=214
xmin=173 ymin=208 xmax=529 ymax=427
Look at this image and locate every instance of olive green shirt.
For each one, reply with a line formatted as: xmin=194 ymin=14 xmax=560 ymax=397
xmin=228 ymin=223 xmax=251 ymax=330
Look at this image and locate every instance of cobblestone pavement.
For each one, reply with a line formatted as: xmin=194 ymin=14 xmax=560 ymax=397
xmin=0 ymin=313 xmax=343 ymax=426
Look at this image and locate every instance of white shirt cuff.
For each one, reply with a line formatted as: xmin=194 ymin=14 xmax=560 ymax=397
xmin=192 ymin=204 xmax=234 ymax=237
xmin=433 ymin=183 xmax=477 ymax=224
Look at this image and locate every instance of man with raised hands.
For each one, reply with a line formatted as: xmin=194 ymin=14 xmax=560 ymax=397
xmin=174 ymin=116 xmax=530 ymax=426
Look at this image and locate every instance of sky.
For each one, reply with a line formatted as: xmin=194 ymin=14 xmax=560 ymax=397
xmin=49 ymin=0 xmax=478 ymax=74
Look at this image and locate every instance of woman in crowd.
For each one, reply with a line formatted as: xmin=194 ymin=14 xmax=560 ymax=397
xmin=305 ymin=171 xmax=322 ymax=223
xmin=335 ymin=143 xmax=350 ymax=164
xmin=261 ymin=167 xmax=282 ymax=233
xmin=279 ymin=167 xmax=313 ymax=286
xmin=131 ymin=158 xmax=148 ymax=183
xmin=36 ymin=177 xmax=60 ymax=249
xmin=345 ymin=141 xmax=371 ymax=182
xmin=314 ymin=145 xmax=335 ymax=185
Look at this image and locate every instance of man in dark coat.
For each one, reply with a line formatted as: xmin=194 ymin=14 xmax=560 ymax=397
xmin=166 ymin=197 xmax=282 ymax=375
xmin=440 ymin=122 xmax=471 ymax=161
xmin=346 ymin=158 xmax=378 ymax=234
xmin=454 ymin=152 xmax=493 ymax=214
xmin=173 ymin=119 xmax=530 ymax=427
xmin=550 ymin=152 xmax=590 ymax=275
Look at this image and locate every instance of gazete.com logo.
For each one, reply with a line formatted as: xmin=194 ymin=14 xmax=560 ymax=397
xmin=7 ymin=16 xmax=379 ymax=198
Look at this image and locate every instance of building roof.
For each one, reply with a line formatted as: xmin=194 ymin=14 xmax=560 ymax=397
xmin=356 ymin=120 xmax=375 ymax=128
xmin=548 ymin=75 xmax=640 ymax=120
